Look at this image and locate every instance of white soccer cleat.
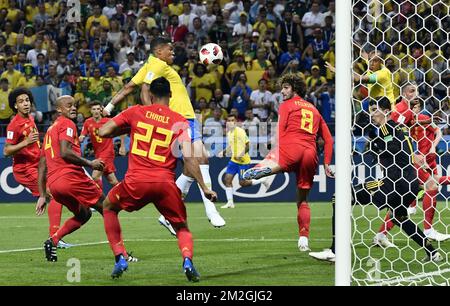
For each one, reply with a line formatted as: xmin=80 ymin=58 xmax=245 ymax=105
xmin=221 ymin=201 xmax=235 ymax=209
xmin=372 ymin=233 xmax=396 ymax=248
xmin=424 ymin=229 xmax=450 ymax=242
xmin=407 ymin=206 xmax=417 ymax=215
xmin=422 ymin=251 xmax=444 ymax=263
xmin=298 ymin=236 xmax=311 ymax=252
xmin=158 ymin=215 xmax=177 ymax=236
xmin=207 ymin=211 xmax=226 ymax=227
xmin=309 ymin=249 xmax=335 ymax=262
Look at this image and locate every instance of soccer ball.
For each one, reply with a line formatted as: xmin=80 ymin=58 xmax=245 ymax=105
xmin=199 ymin=43 xmax=223 ymax=65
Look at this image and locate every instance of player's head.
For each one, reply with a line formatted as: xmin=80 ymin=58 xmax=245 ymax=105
xmin=149 ymin=77 xmax=171 ymax=105
xmin=226 ymin=113 xmax=237 ymax=131
xmin=401 ymin=82 xmax=417 ymax=102
xmin=369 ymin=97 xmax=391 ymax=126
xmin=409 ymin=98 xmax=423 ymax=115
xmin=151 ymin=36 xmax=174 ymax=65
xmin=8 ymin=87 xmax=34 ymax=116
xmin=279 ymin=73 xmax=306 ymax=101
xmin=368 ymin=51 xmax=383 ymax=72
xmin=89 ymin=100 xmax=103 ymax=119
xmin=56 ymin=95 xmax=77 ymax=119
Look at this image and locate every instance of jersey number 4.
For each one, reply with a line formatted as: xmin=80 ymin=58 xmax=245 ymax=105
xmin=300 ymin=109 xmax=314 ymax=134
xmin=44 ymin=134 xmax=54 ymax=158
xmin=131 ymin=122 xmax=173 ymax=162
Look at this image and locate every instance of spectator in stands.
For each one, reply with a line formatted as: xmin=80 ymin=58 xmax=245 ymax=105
xmin=191 ymin=63 xmax=216 ymax=103
xmin=179 ymin=0 xmax=197 ymax=33
xmin=167 ymin=14 xmax=188 ymax=43
xmin=16 ymin=64 xmax=37 ymax=88
xmin=89 ymin=67 xmax=104 ymax=94
xmin=279 ymin=42 xmax=302 ymax=73
xmin=211 ymin=88 xmax=231 ymax=111
xmin=225 ymin=50 xmax=247 ymax=87
xmin=0 ymin=78 xmax=12 ymax=135
xmin=204 ymin=107 xmax=226 ymax=136
xmin=26 ymin=38 xmax=47 ymax=67
xmin=201 ymin=4 xmax=216 ymax=32
xmin=33 ymin=53 xmax=49 ymax=78
xmin=230 ymin=71 xmax=252 ymax=120
xmin=253 ymin=8 xmax=275 ymax=39
xmin=14 ymin=52 xmax=28 ymax=73
xmin=250 ymin=78 xmax=272 ymax=121
xmin=99 ymin=50 xmax=119 ymax=75
xmin=306 ymin=65 xmax=327 ymax=98
xmin=85 ymin=4 xmax=110 ymax=40
xmin=119 ymin=50 xmax=140 ymax=75
xmin=44 ymin=65 xmax=59 ymax=87
xmin=1 ymin=58 xmax=22 ymax=89
xmin=301 ymin=0 xmax=325 ymax=42
xmin=97 ymin=79 xmax=116 ymax=106
xmin=232 ymin=12 xmax=252 ymax=37
xmin=276 ymin=9 xmax=304 ymax=53
xmin=209 ymin=14 xmax=229 ymax=43
xmin=192 ymin=17 xmax=207 ymax=47
xmin=169 ymin=0 xmax=183 ymax=17
xmin=309 ymin=28 xmax=329 ymax=58
xmin=80 ymin=53 xmax=94 ymax=77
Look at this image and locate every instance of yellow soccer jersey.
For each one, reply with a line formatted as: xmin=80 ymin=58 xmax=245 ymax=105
xmin=132 ymin=55 xmax=195 ymax=119
xmin=367 ymin=66 xmax=395 ymax=106
xmin=227 ymin=127 xmax=250 ymax=165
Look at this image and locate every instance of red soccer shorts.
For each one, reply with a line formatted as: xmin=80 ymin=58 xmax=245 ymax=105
xmin=48 ymin=172 xmax=102 ymax=214
xmin=100 ymin=157 xmax=116 ymax=175
xmin=266 ymin=146 xmax=318 ymax=189
xmin=13 ymin=166 xmax=39 ymax=196
xmin=107 ymin=180 xmax=187 ymax=225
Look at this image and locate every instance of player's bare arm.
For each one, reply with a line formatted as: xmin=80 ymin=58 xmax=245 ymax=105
xmin=181 ymin=140 xmax=217 ymax=202
xmin=140 ymin=83 xmax=152 ymax=106
xmin=104 ymin=80 xmax=137 ymax=116
xmin=60 ymin=140 xmax=104 ymax=171
xmin=3 ymin=131 xmax=39 ymax=157
xmin=36 ymin=156 xmax=48 ymax=216
xmin=119 ymin=134 xmax=126 ymax=156
xmin=98 ymin=119 xmax=122 ymax=138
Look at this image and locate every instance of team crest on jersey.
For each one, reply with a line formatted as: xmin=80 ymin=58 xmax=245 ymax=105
xmin=146 ymin=71 xmax=155 ymax=82
xmin=67 ymin=127 xmax=74 ymax=137
xmin=7 ymin=131 xmax=14 ymax=140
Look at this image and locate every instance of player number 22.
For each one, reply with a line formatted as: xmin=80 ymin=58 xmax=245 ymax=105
xmin=131 ymin=121 xmax=173 ymax=162
xmin=300 ymin=109 xmax=314 ymax=134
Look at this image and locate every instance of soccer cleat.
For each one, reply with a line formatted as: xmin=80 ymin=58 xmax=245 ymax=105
xmin=183 ymin=258 xmax=200 ymax=282
xmin=407 ymin=206 xmax=417 ymax=216
xmin=207 ymin=210 xmax=226 ymax=227
xmin=242 ymin=167 xmax=272 ymax=180
xmin=422 ymin=252 xmax=444 ymax=263
xmin=298 ymin=236 xmax=311 ymax=252
xmin=424 ymin=229 xmax=450 ymax=242
xmin=221 ymin=201 xmax=235 ymax=209
xmin=372 ymin=234 xmax=396 ymax=248
xmin=44 ymin=238 xmax=57 ymax=262
xmin=309 ymin=249 xmax=336 ymax=262
xmin=158 ymin=215 xmax=177 ymax=236
xmin=417 ymin=189 xmax=425 ymax=201
xmin=111 ymin=254 xmax=128 ymax=278
xmin=57 ymin=240 xmax=74 ymax=249
xmin=126 ymin=252 xmax=139 ymax=263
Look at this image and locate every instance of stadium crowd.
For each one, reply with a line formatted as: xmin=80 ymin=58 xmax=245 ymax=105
xmin=0 ymin=0 xmax=448 ymax=155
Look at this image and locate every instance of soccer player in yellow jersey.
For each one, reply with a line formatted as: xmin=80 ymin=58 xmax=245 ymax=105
xmin=218 ymin=114 xmax=269 ymax=209
xmin=326 ymin=50 xmax=396 ymax=106
xmin=104 ymin=37 xmax=225 ymax=229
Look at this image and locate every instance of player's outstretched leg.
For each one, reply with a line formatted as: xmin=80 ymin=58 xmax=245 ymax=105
xmin=47 ymin=199 xmax=74 ymax=249
xmin=373 ymin=211 xmax=396 ymax=248
xmin=242 ymin=158 xmax=283 ymax=181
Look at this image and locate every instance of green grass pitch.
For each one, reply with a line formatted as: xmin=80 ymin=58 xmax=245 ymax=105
xmin=0 ymin=202 xmax=449 ymax=285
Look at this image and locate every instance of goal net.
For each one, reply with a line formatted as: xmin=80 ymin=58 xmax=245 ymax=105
xmin=350 ymin=0 xmax=450 ymax=285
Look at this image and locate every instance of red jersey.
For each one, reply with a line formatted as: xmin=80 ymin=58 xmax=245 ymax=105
xmin=43 ymin=116 xmax=85 ymax=185
xmin=112 ymin=104 xmax=190 ymax=182
xmin=81 ymin=117 xmax=115 ymax=159
xmin=391 ymin=99 xmax=414 ymax=126
xmin=412 ymin=114 xmax=436 ymax=155
xmin=278 ymin=96 xmax=333 ymax=164
xmin=6 ymin=114 xmax=41 ymax=172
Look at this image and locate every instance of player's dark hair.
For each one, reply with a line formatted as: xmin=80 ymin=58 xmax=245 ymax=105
xmin=151 ymin=36 xmax=171 ymax=53
xmin=89 ymin=100 xmax=102 ymax=108
xmin=279 ymin=73 xmax=306 ymax=97
xmin=369 ymin=97 xmax=391 ymax=111
xmin=149 ymin=77 xmax=171 ymax=98
xmin=8 ymin=87 xmax=35 ymax=112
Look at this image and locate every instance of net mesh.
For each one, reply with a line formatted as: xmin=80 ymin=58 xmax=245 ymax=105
xmin=351 ymin=0 xmax=450 ymax=285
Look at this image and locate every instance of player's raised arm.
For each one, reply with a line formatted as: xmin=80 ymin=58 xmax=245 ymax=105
xmin=104 ymin=80 xmax=137 ymax=116
xmin=98 ymin=119 xmax=121 ymax=138
xmin=36 ymin=155 xmax=47 ymax=216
